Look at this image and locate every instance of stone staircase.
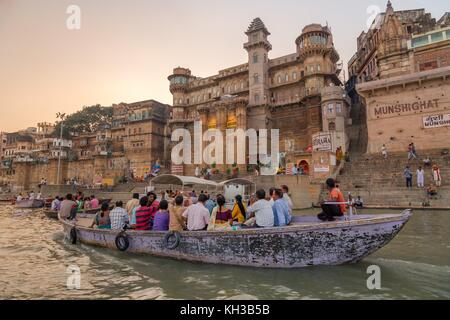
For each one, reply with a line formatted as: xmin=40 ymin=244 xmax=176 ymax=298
xmin=331 ymin=150 xmax=450 ymax=208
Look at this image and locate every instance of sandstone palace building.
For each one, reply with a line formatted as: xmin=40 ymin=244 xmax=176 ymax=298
xmin=347 ymin=1 xmax=450 ymax=154
xmin=168 ymin=18 xmax=349 ymax=175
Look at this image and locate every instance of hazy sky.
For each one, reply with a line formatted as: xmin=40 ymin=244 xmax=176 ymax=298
xmin=0 ymin=0 xmax=448 ymax=132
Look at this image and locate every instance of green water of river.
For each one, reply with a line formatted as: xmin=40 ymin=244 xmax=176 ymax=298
xmin=0 ymin=206 xmax=449 ymax=299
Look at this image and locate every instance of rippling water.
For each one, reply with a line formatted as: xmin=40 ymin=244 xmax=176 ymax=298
xmin=0 ymin=206 xmax=449 ymax=300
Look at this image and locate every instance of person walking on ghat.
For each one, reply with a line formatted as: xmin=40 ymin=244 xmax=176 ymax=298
xmin=432 ymin=165 xmax=442 ymax=187
xmin=408 ymin=143 xmax=417 ymax=161
xmin=381 ymin=144 xmax=388 ymax=159
xmin=404 ymin=166 xmax=413 ymax=189
xmin=416 ymin=166 xmax=425 ymax=188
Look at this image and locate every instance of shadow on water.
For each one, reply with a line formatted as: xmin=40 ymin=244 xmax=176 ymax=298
xmin=0 ymin=206 xmax=449 ymax=299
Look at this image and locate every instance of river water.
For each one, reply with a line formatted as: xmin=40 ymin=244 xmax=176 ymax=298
xmin=0 ymin=205 xmax=449 ymax=300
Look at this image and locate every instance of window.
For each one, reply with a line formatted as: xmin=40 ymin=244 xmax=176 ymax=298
xmin=292 ymin=72 xmax=297 ymax=80
xmin=278 ymin=75 xmax=282 ymax=84
xmin=329 ymin=122 xmax=336 ymax=131
xmin=412 ymin=36 xmax=429 ymax=48
xmin=317 ymin=65 xmax=321 ymax=72
xmin=285 ymin=74 xmax=289 ymax=82
xmin=431 ymin=32 xmax=443 ymax=42
xmin=254 ymin=73 xmax=260 ymax=84
xmin=336 ymin=103 xmax=342 ymax=113
xmin=328 ymin=104 xmax=334 ymax=114
xmin=254 ymin=94 xmax=260 ymax=104
xmin=447 ymin=29 xmax=450 ymax=39
xmin=252 ymin=33 xmax=258 ymax=41
xmin=253 ymin=53 xmax=259 ymax=64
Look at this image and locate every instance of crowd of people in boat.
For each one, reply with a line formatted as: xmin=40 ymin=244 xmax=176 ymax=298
xmin=15 ymin=191 xmax=43 ymax=202
xmin=55 ymin=177 xmax=350 ymax=231
xmin=58 ymin=185 xmax=298 ymax=231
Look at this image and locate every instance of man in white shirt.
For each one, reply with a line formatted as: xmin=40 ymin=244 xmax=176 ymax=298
xmin=182 ymin=194 xmax=210 ymax=231
xmin=246 ymin=189 xmax=274 ymax=228
xmin=281 ymin=185 xmax=293 ymax=214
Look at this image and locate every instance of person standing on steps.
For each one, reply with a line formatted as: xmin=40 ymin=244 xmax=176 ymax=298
xmin=432 ymin=165 xmax=442 ymax=187
xmin=404 ymin=166 xmax=413 ymax=189
xmin=417 ymin=166 xmax=425 ymax=188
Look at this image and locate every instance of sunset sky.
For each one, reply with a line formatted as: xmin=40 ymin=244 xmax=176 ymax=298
xmin=0 ymin=0 xmax=448 ymax=132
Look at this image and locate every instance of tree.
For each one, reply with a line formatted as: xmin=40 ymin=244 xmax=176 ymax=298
xmin=53 ymin=105 xmax=113 ymax=137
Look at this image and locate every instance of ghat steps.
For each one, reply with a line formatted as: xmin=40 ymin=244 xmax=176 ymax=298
xmin=327 ymin=150 xmax=450 ymax=208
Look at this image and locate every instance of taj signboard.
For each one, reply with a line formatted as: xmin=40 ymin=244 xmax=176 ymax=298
xmin=312 ymin=133 xmax=332 ymax=152
xmin=423 ymin=113 xmax=450 ymax=129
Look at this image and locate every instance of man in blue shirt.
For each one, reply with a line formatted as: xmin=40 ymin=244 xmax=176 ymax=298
xmin=272 ymin=189 xmax=292 ymax=227
xmin=204 ymin=194 xmax=216 ymax=215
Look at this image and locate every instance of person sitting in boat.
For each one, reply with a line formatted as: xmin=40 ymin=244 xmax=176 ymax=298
xmin=354 ymin=196 xmax=364 ymax=208
xmin=29 ymin=191 xmax=35 ymax=200
xmin=90 ymin=202 xmax=111 ymax=229
xmin=90 ymin=195 xmax=99 ymax=209
xmin=133 ymin=196 xmax=158 ymax=230
xmin=59 ymin=194 xmax=77 ymax=220
xmin=204 ymin=194 xmax=216 ymax=216
xmin=231 ymin=195 xmax=247 ymax=223
xmin=318 ymin=178 xmax=346 ymax=222
xmin=169 ymin=196 xmax=187 ymax=231
xmin=147 ymin=192 xmax=160 ymax=223
xmin=16 ymin=194 xmax=23 ymax=202
xmin=281 ymin=185 xmax=293 ymax=214
xmin=272 ymin=189 xmax=292 ymax=227
xmin=76 ymin=197 xmax=85 ymax=212
xmin=110 ymin=201 xmax=130 ymax=230
xmin=51 ymin=196 xmax=61 ymax=212
xmin=36 ymin=192 xmax=42 ymax=200
xmin=83 ymin=197 xmax=92 ymax=211
xmin=182 ymin=193 xmax=210 ymax=231
xmin=208 ymin=195 xmax=233 ymax=231
xmin=126 ymin=193 xmax=140 ymax=217
xmin=152 ymin=200 xmax=170 ymax=231
xmin=244 ymin=189 xmax=274 ymax=228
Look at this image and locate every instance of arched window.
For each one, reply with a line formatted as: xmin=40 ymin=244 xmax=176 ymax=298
xmin=293 ymin=72 xmax=297 ymax=80
xmin=285 ymin=74 xmax=289 ymax=82
xmin=278 ymin=75 xmax=282 ymax=84
xmin=253 ymin=53 xmax=259 ymax=64
xmin=254 ymin=93 xmax=260 ymax=104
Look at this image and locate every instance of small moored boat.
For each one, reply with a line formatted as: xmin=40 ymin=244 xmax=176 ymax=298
xmin=16 ymin=199 xmax=45 ymax=209
xmin=60 ymin=210 xmax=412 ymax=268
xmin=43 ymin=207 xmax=100 ymax=220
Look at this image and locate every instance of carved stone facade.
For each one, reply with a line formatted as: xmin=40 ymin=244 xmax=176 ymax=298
xmin=168 ymin=18 xmax=343 ymax=175
xmin=351 ymin=1 xmax=450 ymax=154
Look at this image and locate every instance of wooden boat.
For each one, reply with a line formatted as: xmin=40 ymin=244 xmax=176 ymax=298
xmin=59 ymin=210 xmax=412 ymax=268
xmin=15 ymin=199 xmax=45 ymax=208
xmin=43 ymin=208 xmax=100 ymax=220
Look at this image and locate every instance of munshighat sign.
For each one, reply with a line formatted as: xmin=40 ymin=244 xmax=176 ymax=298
xmin=423 ymin=113 xmax=450 ymax=129
xmin=373 ymin=99 xmax=440 ymax=119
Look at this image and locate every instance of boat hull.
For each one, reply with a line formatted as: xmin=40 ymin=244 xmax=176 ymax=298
xmin=16 ymin=199 xmax=45 ymax=208
xmin=60 ymin=211 xmax=412 ymax=268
